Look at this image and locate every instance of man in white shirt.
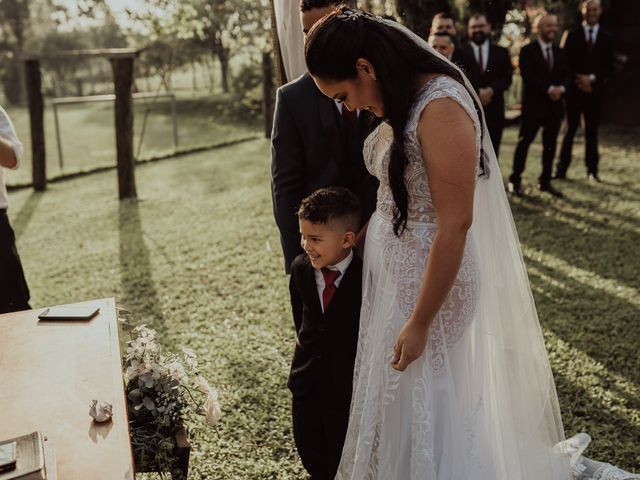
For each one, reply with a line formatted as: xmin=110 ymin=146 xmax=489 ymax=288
xmin=508 ymin=14 xmax=567 ymax=198
xmin=465 ymin=13 xmax=513 ymax=159
xmin=0 ymin=106 xmax=31 ymax=313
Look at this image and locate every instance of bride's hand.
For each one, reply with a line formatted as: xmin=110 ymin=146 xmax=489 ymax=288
xmin=391 ymin=318 xmax=428 ymax=372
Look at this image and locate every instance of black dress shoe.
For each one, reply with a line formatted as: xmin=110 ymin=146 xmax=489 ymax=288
xmin=507 ymin=182 xmax=524 ymax=197
xmin=539 ymin=183 xmax=564 ymax=198
xmin=587 ymin=173 xmax=601 ymax=183
xmin=553 ymin=172 xmax=567 ymax=180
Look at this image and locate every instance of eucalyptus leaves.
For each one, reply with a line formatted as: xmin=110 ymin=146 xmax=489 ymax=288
xmin=123 ymin=324 xmax=220 ymax=476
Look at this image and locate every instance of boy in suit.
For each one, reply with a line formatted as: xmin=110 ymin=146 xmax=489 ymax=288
xmin=288 ymin=187 xmax=362 ymax=480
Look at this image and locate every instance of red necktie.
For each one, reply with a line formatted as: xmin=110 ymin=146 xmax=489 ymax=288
xmin=588 ymin=28 xmax=594 ymax=52
xmin=342 ymin=105 xmax=357 ymax=126
xmin=546 ymin=46 xmax=553 ymax=71
xmin=477 ymin=46 xmax=484 ymax=73
xmin=321 ymin=268 xmax=341 ymax=311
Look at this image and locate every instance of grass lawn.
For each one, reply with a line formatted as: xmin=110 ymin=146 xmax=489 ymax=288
xmin=4 ymin=91 xmax=262 ymax=186
xmin=7 ymin=125 xmax=640 ymax=478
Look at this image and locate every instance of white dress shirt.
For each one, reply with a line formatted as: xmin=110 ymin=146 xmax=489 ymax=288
xmin=314 ymin=250 xmax=354 ymax=313
xmin=582 ymin=22 xmax=600 ymax=82
xmin=537 ymin=38 xmax=565 ymax=95
xmin=0 ymin=106 xmax=23 ymax=210
xmin=582 ymin=22 xmax=600 ymax=44
xmin=471 ymin=40 xmax=490 ymax=72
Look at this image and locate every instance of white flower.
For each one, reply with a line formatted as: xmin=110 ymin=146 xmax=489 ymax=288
xmin=193 ymin=375 xmax=212 ymax=394
xmin=182 ymin=347 xmax=198 ymax=371
xmin=204 ymin=388 xmax=221 ymax=427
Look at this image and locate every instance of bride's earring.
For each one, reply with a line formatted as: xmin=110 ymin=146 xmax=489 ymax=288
xmin=371 ymin=73 xmax=377 ymax=81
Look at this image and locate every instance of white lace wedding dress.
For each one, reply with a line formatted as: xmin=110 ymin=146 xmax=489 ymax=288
xmin=335 ymin=75 xmax=639 ymax=480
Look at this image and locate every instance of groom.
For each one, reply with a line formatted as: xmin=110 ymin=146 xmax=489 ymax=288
xmin=271 ymin=0 xmax=378 ymax=274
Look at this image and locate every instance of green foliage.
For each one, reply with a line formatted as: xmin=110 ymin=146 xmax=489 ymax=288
xmin=232 ymin=62 xmax=265 ymax=117
xmin=7 ymin=127 xmax=640 ymax=477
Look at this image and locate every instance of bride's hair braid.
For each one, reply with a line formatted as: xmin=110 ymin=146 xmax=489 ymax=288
xmin=305 ymin=7 xmax=485 ymax=235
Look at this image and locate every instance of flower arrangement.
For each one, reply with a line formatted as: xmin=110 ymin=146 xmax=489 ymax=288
xmin=123 ymin=324 xmax=221 ymax=478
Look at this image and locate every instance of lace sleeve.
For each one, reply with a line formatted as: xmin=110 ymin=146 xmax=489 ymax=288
xmin=404 ymin=76 xmax=482 ymax=166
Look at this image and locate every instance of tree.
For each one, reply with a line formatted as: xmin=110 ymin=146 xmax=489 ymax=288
xmin=0 ymin=0 xmax=31 ymax=104
xmin=394 ymin=0 xmax=451 ymax=36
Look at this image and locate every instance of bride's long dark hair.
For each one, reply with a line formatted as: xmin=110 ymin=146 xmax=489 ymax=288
xmin=305 ymin=7 xmax=485 ymax=235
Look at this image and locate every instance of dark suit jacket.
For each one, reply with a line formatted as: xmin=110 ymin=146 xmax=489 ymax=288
xmin=271 ymin=74 xmax=379 ymax=273
xmin=519 ymin=41 xmax=568 ymax=119
xmin=464 ymin=43 xmax=513 ymax=120
xmin=562 ymin=26 xmax=614 ymax=98
xmin=452 ymin=48 xmax=480 ymax=91
xmin=288 ymin=253 xmax=361 ymax=403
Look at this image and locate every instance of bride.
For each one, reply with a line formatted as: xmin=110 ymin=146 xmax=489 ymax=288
xmin=299 ymin=6 xmax=639 ymax=480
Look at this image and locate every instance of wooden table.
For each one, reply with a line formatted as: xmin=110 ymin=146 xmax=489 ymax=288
xmin=0 ymin=298 xmax=134 ymax=479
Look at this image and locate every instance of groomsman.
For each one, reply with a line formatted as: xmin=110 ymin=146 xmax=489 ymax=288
xmin=556 ymin=0 xmax=614 ymax=182
xmin=271 ymin=0 xmax=378 ymax=273
xmin=465 ymin=13 xmax=513 ymax=159
xmin=429 ymin=12 xmax=479 ymax=89
xmin=508 ymin=14 xmax=567 ymax=198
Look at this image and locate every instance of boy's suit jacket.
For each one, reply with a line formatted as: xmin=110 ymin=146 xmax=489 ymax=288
xmin=288 ymin=253 xmax=361 ymax=403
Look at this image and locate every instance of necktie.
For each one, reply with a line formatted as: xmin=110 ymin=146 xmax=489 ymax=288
xmin=546 ymin=46 xmax=554 ymax=71
xmin=588 ymin=28 xmax=594 ymax=51
xmin=321 ymin=268 xmax=341 ymax=311
xmin=477 ymin=46 xmax=484 ymax=73
xmin=342 ymin=105 xmax=357 ymax=126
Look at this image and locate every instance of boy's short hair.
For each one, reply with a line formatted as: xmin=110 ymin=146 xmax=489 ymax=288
xmin=298 ymin=187 xmax=362 ymax=232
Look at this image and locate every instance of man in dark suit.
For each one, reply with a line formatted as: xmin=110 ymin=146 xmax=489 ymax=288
xmin=465 ymin=13 xmax=513 ymax=159
xmin=429 ymin=12 xmax=480 ymax=89
xmin=289 ymin=187 xmax=362 ymax=479
xmin=508 ymin=14 xmax=567 ymax=198
xmin=271 ymin=0 xmax=378 ymax=273
xmin=556 ymin=0 xmax=614 ymax=182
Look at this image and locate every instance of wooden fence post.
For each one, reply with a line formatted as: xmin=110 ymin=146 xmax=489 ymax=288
xmin=24 ymin=59 xmax=46 ymax=191
xmin=263 ymin=52 xmax=275 ymax=139
xmin=110 ymin=56 xmax=136 ymax=200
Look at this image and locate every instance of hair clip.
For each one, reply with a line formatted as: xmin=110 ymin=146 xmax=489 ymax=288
xmin=336 ymin=8 xmax=385 ymax=24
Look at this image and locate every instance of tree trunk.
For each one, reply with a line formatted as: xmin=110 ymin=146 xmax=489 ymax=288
xmin=262 ymin=52 xmax=275 ymax=138
xmin=111 ymin=57 xmax=137 ymax=200
xmin=217 ymin=49 xmax=230 ymax=94
xmin=604 ymin=0 xmax=640 ymax=126
xmin=24 ymin=59 xmax=46 ymax=191
xmin=394 ymin=0 xmax=451 ymax=36
xmin=465 ymin=0 xmax=512 ymax=34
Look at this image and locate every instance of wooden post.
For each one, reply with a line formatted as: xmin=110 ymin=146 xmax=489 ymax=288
xmin=24 ymin=59 xmax=46 ymax=191
xmin=110 ymin=56 xmax=136 ymax=199
xmin=262 ymin=52 xmax=274 ymax=139
xmin=269 ymin=0 xmax=287 ymax=86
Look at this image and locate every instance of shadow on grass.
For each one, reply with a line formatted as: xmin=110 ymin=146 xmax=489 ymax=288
xmin=118 ymin=199 xmax=166 ymax=334
xmin=526 ymin=254 xmax=640 ymax=386
xmin=12 ymin=191 xmax=43 ymax=240
xmin=554 ymin=367 xmax=640 ymax=470
xmin=510 ymin=199 xmax=640 ymax=290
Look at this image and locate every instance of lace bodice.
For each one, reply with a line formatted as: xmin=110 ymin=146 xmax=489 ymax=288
xmin=363 ymin=75 xmax=482 ymax=226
